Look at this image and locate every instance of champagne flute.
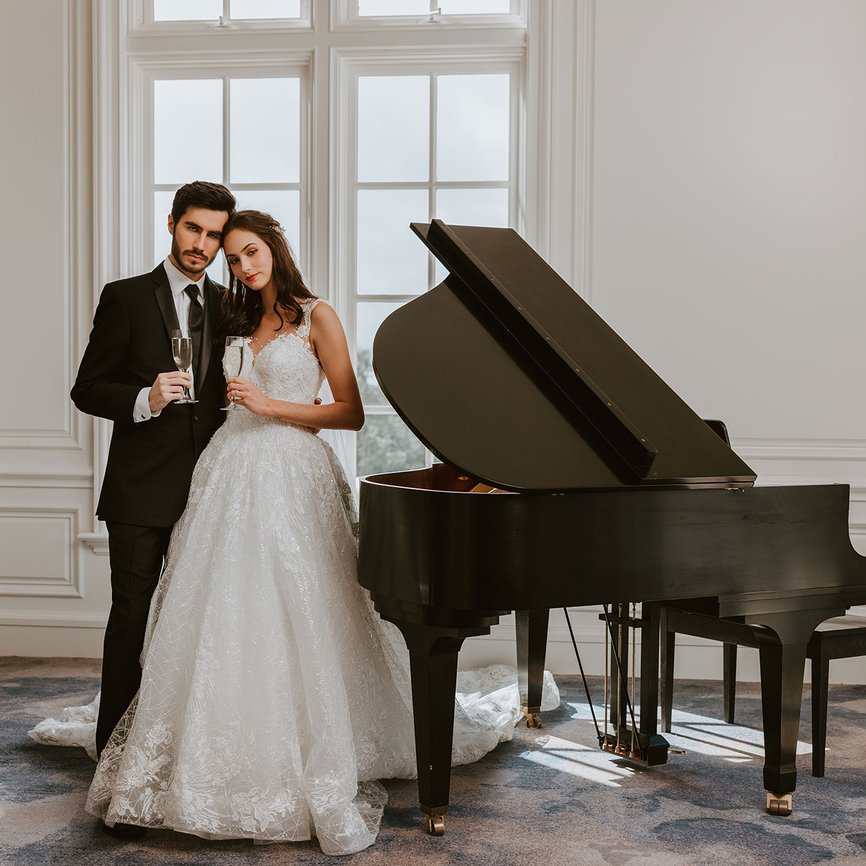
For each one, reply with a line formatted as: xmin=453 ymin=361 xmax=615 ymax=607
xmin=171 ymin=329 xmax=197 ymax=404
xmin=222 ymin=336 xmax=245 ymax=410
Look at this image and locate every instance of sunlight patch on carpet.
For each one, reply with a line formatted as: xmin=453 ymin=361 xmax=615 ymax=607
xmin=564 ymin=701 xmax=812 ymax=763
xmin=518 ymin=734 xmax=638 ymax=787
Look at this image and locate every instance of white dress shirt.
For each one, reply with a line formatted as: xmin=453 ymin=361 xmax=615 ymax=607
xmin=133 ymin=259 xmax=207 ymax=422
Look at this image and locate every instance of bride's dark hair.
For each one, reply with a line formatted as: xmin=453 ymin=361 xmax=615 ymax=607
xmin=220 ymin=210 xmax=316 ymax=337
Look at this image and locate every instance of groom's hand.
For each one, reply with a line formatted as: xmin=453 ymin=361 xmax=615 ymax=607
xmin=149 ymin=371 xmax=192 ymax=413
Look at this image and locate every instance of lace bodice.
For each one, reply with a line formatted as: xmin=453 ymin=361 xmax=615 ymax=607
xmin=228 ymin=298 xmax=324 ymax=409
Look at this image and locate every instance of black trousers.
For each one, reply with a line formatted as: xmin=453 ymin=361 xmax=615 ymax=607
xmin=96 ymin=521 xmax=172 ymax=756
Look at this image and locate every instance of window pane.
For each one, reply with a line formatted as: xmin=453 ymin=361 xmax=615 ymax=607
xmin=435 ymin=188 xmax=508 ymax=227
xmin=433 ymin=188 xmax=508 ymax=283
xmin=439 ymin=0 xmax=511 ymax=12
xmin=358 ymin=76 xmax=429 ymax=182
xmin=358 ymin=0 xmax=429 ymax=15
xmin=437 ymin=74 xmax=509 ymax=181
xmin=232 ymin=190 xmax=301 ymax=267
xmin=357 ymin=190 xmax=428 ymax=294
xmin=154 ymin=79 xmax=223 ymax=184
xmin=357 ymin=302 xmax=402 ymax=405
xmin=357 ymin=415 xmax=427 ymax=477
xmin=231 ymin=0 xmax=301 ymax=18
xmin=230 ymin=78 xmax=299 ymax=183
xmin=153 ymin=0 xmax=221 ymax=20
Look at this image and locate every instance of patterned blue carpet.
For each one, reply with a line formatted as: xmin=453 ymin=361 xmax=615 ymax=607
xmin=2 ymin=657 xmax=866 ymax=865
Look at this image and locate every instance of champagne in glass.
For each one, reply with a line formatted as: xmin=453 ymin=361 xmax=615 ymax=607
xmin=171 ymin=330 xmax=197 ymax=404
xmin=221 ymin=336 xmax=245 ymax=411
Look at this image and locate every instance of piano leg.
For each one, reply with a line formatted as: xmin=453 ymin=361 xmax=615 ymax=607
xmin=516 ymin=609 xmax=549 ymax=727
xmin=751 ymin=607 xmax=844 ymax=816
xmin=638 ymin=602 xmax=670 ymax=764
xmin=388 ymin=620 xmax=490 ymax=836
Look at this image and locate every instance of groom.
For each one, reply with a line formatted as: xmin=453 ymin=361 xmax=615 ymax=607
xmin=72 ymin=182 xmax=236 ymax=830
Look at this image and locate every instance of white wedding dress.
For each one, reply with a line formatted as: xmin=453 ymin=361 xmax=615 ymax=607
xmin=36 ymin=300 xmax=558 ymax=855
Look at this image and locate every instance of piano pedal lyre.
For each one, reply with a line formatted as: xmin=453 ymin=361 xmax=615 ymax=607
xmin=765 ymin=792 xmax=793 ymax=816
xmin=600 ymin=732 xmax=641 ymax=761
xmin=597 ymin=729 xmax=667 ymax=763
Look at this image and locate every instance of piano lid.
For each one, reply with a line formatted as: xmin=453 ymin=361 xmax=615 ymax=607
xmin=371 ymin=220 xmax=756 ymax=492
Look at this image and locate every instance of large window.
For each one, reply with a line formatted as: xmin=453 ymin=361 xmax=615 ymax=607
xmin=127 ymin=0 xmax=528 ymax=477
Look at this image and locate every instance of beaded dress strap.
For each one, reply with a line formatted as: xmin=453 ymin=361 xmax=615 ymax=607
xmin=296 ymin=298 xmax=320 ymax=342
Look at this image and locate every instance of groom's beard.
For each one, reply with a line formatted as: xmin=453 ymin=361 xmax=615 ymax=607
xmin=171 ymin=236 xmax=216 ymax=276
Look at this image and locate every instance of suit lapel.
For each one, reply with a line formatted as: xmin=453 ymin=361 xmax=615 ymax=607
xmin=152 ymin=264 xmax=180 ymax=341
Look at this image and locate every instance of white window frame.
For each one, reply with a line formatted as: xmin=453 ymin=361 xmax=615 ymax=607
xmin=133 ymin=0 xmax=314 ymax=32
xmin=85 ymin=0 xmax=597 ymax=555
xmin=336 ymin=0 xmax=526 ymax=31
xmin=93 ymin=0 xmax=580 ymax=488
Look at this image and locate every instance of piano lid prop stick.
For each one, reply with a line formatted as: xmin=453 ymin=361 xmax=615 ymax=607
xmin=631 ymin=602 xmax=638 ymax=758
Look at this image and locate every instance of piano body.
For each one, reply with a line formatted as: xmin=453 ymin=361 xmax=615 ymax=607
xmin=357 ymin=219 xmax=866 ymax=835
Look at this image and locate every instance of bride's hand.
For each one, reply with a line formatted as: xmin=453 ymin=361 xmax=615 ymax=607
xmin=226 ymin=378 xmax=270 ymax=416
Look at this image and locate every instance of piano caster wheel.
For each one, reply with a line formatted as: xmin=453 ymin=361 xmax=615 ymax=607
xmin=522 ymin=707 xmax=542 ymax=728
xmin=426 ymin=815 xmax=445 ymax=836
xmin=765 ymin=792 xmax=793 ymax=816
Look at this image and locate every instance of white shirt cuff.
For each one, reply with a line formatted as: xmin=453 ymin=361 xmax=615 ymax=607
xmin=133 ymin=387 xmax=160 ymax=422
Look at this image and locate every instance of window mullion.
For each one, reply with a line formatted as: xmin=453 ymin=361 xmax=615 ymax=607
xmin=428 ymin=72 xmax=437 ymax=295
xmin=222 ymin=75 xmax=231 ymax=284
xmin=223 ymin=76 xmax=231 ymax=188
xmin=425 ymin=71 xmax=436 ymax=469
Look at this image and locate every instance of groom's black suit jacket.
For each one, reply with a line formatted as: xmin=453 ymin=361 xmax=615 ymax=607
xmin=72 ymin=263 xmax=226 ymax=527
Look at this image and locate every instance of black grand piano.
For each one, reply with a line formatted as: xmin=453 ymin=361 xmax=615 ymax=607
xmin=357 ymin=219 xmax=866 ymax=835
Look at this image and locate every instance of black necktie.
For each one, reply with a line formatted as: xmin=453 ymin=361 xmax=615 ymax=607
xmin=185 ymin=284 xmax=203 ymax=383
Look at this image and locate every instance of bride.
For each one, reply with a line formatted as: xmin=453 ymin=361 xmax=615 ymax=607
xmin=35 ymin=210 xmax=557 ymax=856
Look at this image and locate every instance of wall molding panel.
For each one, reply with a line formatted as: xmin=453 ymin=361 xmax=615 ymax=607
xmin=0 ymin=0 xmax=85 ymax=464
xmin=0 ymin=508 xmax=82 ymax=598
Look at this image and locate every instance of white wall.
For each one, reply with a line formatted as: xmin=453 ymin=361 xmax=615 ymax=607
xmin=3 ymin=0 xmax=866 ymax=683
xmin=593 ymin=1 xmax=866 ymax=459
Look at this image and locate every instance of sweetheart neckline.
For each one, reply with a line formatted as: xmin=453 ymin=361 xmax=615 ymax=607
xmin=248 ymin=330 xmax=299 ymax=363
xmin=247 ymin=331 xmax=320 ymax=366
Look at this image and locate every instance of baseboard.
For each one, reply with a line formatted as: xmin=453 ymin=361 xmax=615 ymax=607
xmin=0 ymin=624 xmax=104 ymax=658
xmin=4 ymin=622 xmax=865 ymax=686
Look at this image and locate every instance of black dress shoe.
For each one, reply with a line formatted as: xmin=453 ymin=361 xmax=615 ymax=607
xmin=101 ymin=820 xmax=147 ymax=839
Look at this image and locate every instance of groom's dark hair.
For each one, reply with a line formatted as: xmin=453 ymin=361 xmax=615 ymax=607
xmin=171 ymin=181 xmax=236 ymax=223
